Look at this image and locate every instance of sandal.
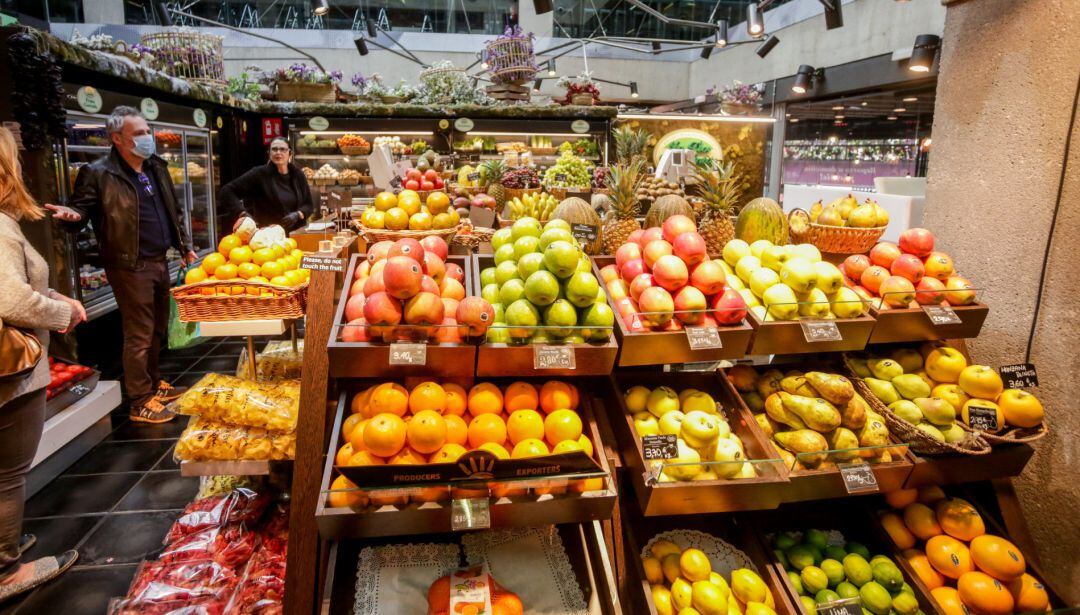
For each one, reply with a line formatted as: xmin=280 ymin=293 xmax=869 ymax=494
xmin=0 ymin=550 xmax=78 ymax=602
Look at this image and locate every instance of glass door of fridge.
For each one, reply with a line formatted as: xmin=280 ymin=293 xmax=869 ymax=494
xmin=182 ymin=130 xmax=214 ymax=253
xmin=63 ymin=113 xmax=113 ymax=310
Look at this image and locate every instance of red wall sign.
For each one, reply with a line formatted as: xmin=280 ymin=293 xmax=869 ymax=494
xmin=262 ymin=118 xmax=283 ymax=145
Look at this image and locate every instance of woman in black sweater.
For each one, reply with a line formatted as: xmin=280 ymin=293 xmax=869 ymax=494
xmin=221 ymin=137 xmax=315 ymax=232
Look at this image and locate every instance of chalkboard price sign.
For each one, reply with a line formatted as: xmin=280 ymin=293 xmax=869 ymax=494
xmin=642 ymin=434 xmax=678 ymax=461
xmin=685 ymin=326 xmax=723 ymax=350
xmin=534 ymin=345 xmax=575 ymax=370
xmin=999 ymin=363 xmax=1038 ymax=388
xmin=924 ymin=305 xmax=962 ymax=325
xmin=966 ymin=404 xmax=1000 ymax=431
xmin=839 ymin=462 xmax=879 ymax=494
xmin=570 ymin=223 xmax=598 ymax=246
xmin=389 ymin=343 xmax=427 ymax=366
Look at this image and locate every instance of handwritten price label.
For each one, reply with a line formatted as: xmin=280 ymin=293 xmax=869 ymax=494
xmin=389 ymin=175 xmax=403 ymax=189
xmin=923 ymin=305 xmax=962 ymax=325
xmin=451 ymin=497 xmax=490 ymax=531
xmin=642 ymin=434 xmax=678 ymax=460
xmin=570 ymin=223 xmax=598 ymax=245
xmin=685 ymin=326 xmax=722 ymax=350
xmin=534 ymin=345 xmax=575 ymax=370
xmin=839 ymin=462 xmax=879 ymax=494
xmin=966 ymin=404 xmax=1000 ymax=431
xmin=817 ymin=598 xmax=863 ymax=615
xmin=999 ymin=363 xmax=1038 ymax=388
xmin=801 ymin=320 xmax=842 ymax=343
xmin=467 ymin=172 xmax=480 ymax=182
xmin=389 ymin=343 xmax=427 ymax=366
xmin=69 ymin=383 xmax=90 ymax=397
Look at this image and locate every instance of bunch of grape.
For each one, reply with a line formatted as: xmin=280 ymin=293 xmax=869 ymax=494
xmin=542 ymin=152 xmax=594 ymax=188
xmin=592 ymin=166 xmax=609 ymax=190
xmin=501 ymin=166 xmax=541 ymax=189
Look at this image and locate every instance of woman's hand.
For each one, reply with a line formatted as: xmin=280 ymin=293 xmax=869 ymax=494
xmin=43 ymin=204 xmax=82 ymax=222
xmin=233 ymin=216 xmax=253 ymax=232
xmin=51 ymin=292 xmax=86 ymax=333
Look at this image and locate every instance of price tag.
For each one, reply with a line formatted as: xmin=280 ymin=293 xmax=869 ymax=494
xmin=300 ymin=255 xmax=345 ymax=272
xmin=555 ymin=172 xmax=568 ymax=183
xmin=923 ymin=305 xmax=962 ymax=325
xmin=999 ymin=363 xmax=1038 ymax=388
xmin=570 ymin=223 xmax=598 ymax=246
xmin=467 ymin=171 xmax=480 ymax=182
xmin=685 ymin=326 xmax=722 ymax=350
xmin=69 ymin=383 xmax=90 ymax=397
xmin=817 ymin=598 xmax=862 ymax=615
xmin=642 ymin=434 xmax=678 ymax=460
xmin=451 ymin=497 xmax=490 ymax=531
xmin=534 ymin=345 xmax=575 ymax=370
xmin=838 ymin=462 xmax=879 ymax=494
xmin=801 ymin=320 xmax=842 ymax=343
xmin=389 ymin=343 xmax=427 ymax=366
xmin=327 ymin=190 xmax=348 ymax=209
xmin=966 ymin=404 xmax=1000 ymax=431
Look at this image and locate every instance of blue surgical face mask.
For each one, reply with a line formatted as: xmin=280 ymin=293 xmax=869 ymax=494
xmin=131 ymin=134 xmax=156 ymax=159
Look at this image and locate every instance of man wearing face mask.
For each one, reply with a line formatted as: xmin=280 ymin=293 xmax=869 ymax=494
xmin=46 ymin=106 xmax=196 ymax=424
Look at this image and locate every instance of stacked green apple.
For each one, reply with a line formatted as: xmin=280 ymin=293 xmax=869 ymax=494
xmin=719 ymin=239 xmax=868 ymax=321
xmin=481 ymin=217 xmax=615 ymax=344
xmin=623 ymin=385 xmax=758 ymax=481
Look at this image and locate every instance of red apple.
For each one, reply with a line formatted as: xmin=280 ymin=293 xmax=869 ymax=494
xmin=405 ymin=179 xmax=420 ymax=191
xmin=615 ymin=243 xmax=642 ymax=270
xmin=422 ymin=251 xmax=446 ymax=283
xmin=860 ymin=265 xmax=890 ymax=295
xmin=367 ymin=241 xmax=394 ymax=263
xmin=899 ymin=228 xmax=935 ymax=257
xmin=851 ymin=285 xmax=874 ymax=304
xmin=404 ymin=291 xmax=444 ymax=326
xmin=434 ymin=178 xmax=445 ymax=189
xmin=363 ymin=291 xmax=403 ymax=328
xmin=914 ymin=277 xmax=946 ymax=305
xmin=599 ymin=263 xmax=620 ymax=284
xmin=441 ymin=297 xmax=460 ymax=316
xmin=711 ymin=287 xmax=748 ymax=325
xmin=354 ymin=260 xmax=371 ymax=280
xmin=444 ymin=262 xmax=464 ymax=284
xmin=642 ymin=240 xmax=673 ymax=269
xmin=689 ymin=260 xmax=726 ymax=295
xmin=607 ymin=278 xmax=629 ymax=301
xmin=944 ymin=276 xmax=976 ymax=306
xmin=673 ymin=286 xmax=707 ymax=325
xmin=879 ymin=275 xmax=916 ymax=307
xmin=440 ymin=277 xmax=466 ymax=301
xmin=869 ymin=242 xmax=902 ymax=269
xmin=382 ymin=256 xmax=423 ymax=299
xmin=388 ymin=238 xmax=425 ymax=263
xmin=423 ymin=169 xmax=438 ymax=182
xmin=627 ymin=229 xmax=645 ymax=246
xmin=456 ymin=297 xmax=495 ymax=336
xmin=638 ymin=287 xmax=674 ymax=328
xmin=621 ymin=258 xmax=647 ymax=283
xmin=420 ymin=181 xmax=435 ymax=191
xmin=362 ymin=270 xmax=386 ymax=296
xmin=434 ymin=317 xmax=462 ymax=344
xmin=651 ymin=255 xmax=689 ymax=291
xmin=663 ymin=318 xmax=684 ymax=331
xmin=639 ymin=227 xmax=664 ymax=246
xmin=349 ymin=277 xmax=366 ymax=297
xmin=923 ymin=251 xmax=955 ymax=281
xmin=345 ymin=293 xmax=366 ymax=321
xmin=613 ymin=295 xmax=637 ymax=320
xmin=341 ymin=317 xmax=370 ymax=342
xmin=890 ymin=254 xmax=925 ymax=283
xmin=672 ymin=232 xmax=707 ymax=266
xmin=419 ymin=236 xmax=449 ymax=261
xmin=630 ymin=273 xmax=655 ymax=301
xmin=661 ymin=215 xmax=697 ymax=243
xmin=420 ymin=275 xmax=440 ymax=296
xmin=406 ymin=169 xmax=422 ymax=181
xmin=842 ymin=254 xmax=871 ymax=281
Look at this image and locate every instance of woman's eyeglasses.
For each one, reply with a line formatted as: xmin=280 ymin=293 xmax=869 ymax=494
xmin=270 ymin=146 xmax=290 ymax=153
xmin=136 ymin=172 xmax=154 ymax=196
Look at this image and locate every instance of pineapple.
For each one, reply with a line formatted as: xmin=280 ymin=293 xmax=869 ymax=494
xmin=691 ymin=159 xmax=743 ymax=255
xmin=613 ymin=125 xmax=651 ymax=165
xmin=601 ymin=159 xmax=644 ymax=253
xmin=480 ymin=159 xmax=507 ymax=206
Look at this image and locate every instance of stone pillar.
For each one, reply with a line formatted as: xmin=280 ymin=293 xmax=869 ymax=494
xmin=82 ymin=0 xmax=125 ymax=24
xmin=925 ymin=0 xmax=1080 ymax=599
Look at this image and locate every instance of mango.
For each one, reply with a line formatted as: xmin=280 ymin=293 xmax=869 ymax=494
xmin=779 ymin=392 xmax=842 ymax=432
xmin=804 ymin=371 xmax=855 ymax=405
xmin=868 ymin=358 xmax=904 ymax=380
xmin=892 ymin=374 xmax=932 ymax=400
xmin=840 ymin=395 xmax=868 ymax=429
xmin=889 ymin=400 xmax=923 ymax=425
xmin=915 ymin=397 xmax=956 ymax=426
xmin=858 ymin=581 xmax=893 ymax=615
xmin=826 ymin=428 xmax=861 ymax=461
xmin=765 ymin=394 xmax=807 ymax=430
xmin=864 ymin=378 xmax=901 ymax=405
xmin=842 ymin=553 xmax=873 ymax=587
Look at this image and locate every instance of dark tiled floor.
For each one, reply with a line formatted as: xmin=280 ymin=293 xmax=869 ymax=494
xmin=0 ymin=338 xmax=250 ymax=615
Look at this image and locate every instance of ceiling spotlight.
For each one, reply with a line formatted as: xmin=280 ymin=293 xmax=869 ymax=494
xmin=818 ymin=0 xmax=843 ymax=30
xmin=156 ymin=1 xmax=174 ymax=26
xmin=746 ymin=3 xmax=764 ymax=37
xmin=831 ymin=105 xmax=843 ymax=110
xmin=785 ymin=113 xmax=791 ymax=117
xmin=533 ymin=0 xmax=553 ymax=15
xmin=312 ymin=0 xmax=330 ymax=16
xmin=887 ymin=115 xmax=898 ymax=120
xmin=903 ymin=96 xmax=918 ymax=102
xmin=354 ymin=37 xmax=369 ymax=56
xmin=716 ymin=19 xmax=728 ymax=47
xmin=909 ymin=34 xmax=940 ymax=73
xmin=893 ymin=107 xmax=906 ymax=113
xmin=533 ymin=79 xmax=543 ymax=92
xmin=547 ymin=60 xmax=556 ymax=77
xmin=481 ymin=55 xmax=489 ymax=69
xmin=366 ymin=18 xmax=377 ymax=37
xmin=789 ymin=118 xmax=799 ymax=122
xmin=791 ymin=64 xmax=815 ymax=94
xmin=651 ymin=41 xmax=662 ymax=54
xmin=755 ymin=34 xmax=779 ymax=58
xmin=701 ymin=45 xmax=714 ymax=59
xmin=630 ymin=82 xmax=639 ymax=98
xmin=860 ymin=101 xmax=868 ymax=106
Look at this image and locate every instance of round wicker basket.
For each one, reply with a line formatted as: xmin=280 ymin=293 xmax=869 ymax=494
xmin=170 ymin=280 xmax=308 ymax=322
xmin=484 ymin=37 xmax=537 ymax=86
xmin=788 ymin=209 xmax=886 ymax=254
xmin=140 ymin=30 xmax=225 ymax=85
xmin=358 ymin=223 xmax=461 ymax=245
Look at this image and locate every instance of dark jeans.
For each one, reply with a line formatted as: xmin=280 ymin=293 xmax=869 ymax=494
xmin=107 ymin=259 xmax=170 ymax=407
xmin=0 ymin=388 xmax=45 ymax=580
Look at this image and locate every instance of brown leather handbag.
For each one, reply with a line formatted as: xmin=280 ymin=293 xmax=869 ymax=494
xmin=0 ymin=317 xmax=42 ymax=383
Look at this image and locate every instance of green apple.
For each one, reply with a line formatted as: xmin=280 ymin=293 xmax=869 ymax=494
xmin=494 ymin=260 xmax=521 ymax=285
xmin=513 ymin=235 xmax=540 ymax=260
xmin=517 ymin=252 xmax=545 ymax=279
xmin=658 ymin=410 xmax=685 ymax=436
xmin=499 ymin=279 xmax=526 ymax=306
xmin=762 ymin=284 xmax=799 ymax=320
xmin=580 ymin=302 xmax=614 ymax=341
xmin=543 ymin=240 xmax=580 ymax=278
xmin=480 ymin=266 xmax=497 ymax=287
xmin=647 ymin=386 xmax=680 ymax=418
xmin=680 ymin=410 xmax=721 ymax=449
xmin=538 ymin=227 xmax=573 ymax=251
xmin=494 ymin=243 xmax=517 ymax=265
xmin=789 ymin=243 xmax=822 ymax=262
xmin=749 ymin=267 xmax=781 ymax=298
xmin=542 ymin=299 xmax=578 ymax=338
xmin=735 ymin=255 xmax=762 ymax=283
xmin=490 ymin=227 xmax=513 ymax=250
xmin=797 ymin=288 xmax=832 ymax=319
xmin=486 ymin=326 xmax=511 ymax=344
xmin=760 ymin=245 xmax=791 ymax=272
xmin=543 ymin=218 xmax=571 ymax=232
xmin=749 ymin=239 xmax=773 ymax=258
xmin=565 ymin=272 xmax=600 ymax=308
xmin=829 ymin=287 xmax=866 ymax=318
xmin=681 ymin=391 xmax=718 ymax=415
xmin=490 ymin=302 xmax=504 ymax=323
xmin=633 ymin=411 xmax=660 ymax=437
xmin=722 ymin=239 xmax=751 ymax=266
xmin=510 ymin=216 xmax=542 ymax=240
xmin=524 ymin=270 xmax=559 ymax=306
xmin=576 ymin=256 xmax=593 ymax=273
xmin=504 ymin=299 xmax=539 ymax=339
xmin=813 ymin=261 xmax=844 ymax=294
xmin=779 ymin=257 xmax=818 ymax=293
xmin=481 ymin=283 xmax=500 ymax=305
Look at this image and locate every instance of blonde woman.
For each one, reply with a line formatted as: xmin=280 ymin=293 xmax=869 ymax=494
xmin=0 ymin=126 xmax=81 ymax=601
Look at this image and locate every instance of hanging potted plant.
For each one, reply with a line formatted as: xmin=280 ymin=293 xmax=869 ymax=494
xmin=717 ymin=81 xmax=765 ymax=115
xmin=263 ymin=63 xmax=342 ymax=103
xmin=557 ymin=73 xmax=601 ymax=106
xmin=483 ymin=26 xmax=538 ymax=102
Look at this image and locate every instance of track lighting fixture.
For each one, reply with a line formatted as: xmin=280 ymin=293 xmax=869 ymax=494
xmin=700 ymin=45 xmax=713 ymax=60
xmin=893 ymin=107 xmax=906 ymax=113
xmin=533 ymin=0 xmax=553 ymax=15
xmin=755 ymin=35 xmax=779 ymax=58
xmin=818 ymin=0 xmax=843 ymax=30
xmin=791 ymin=64 xmax=816 ymax=94
xmin=366 ymin=18 xmax=377 ymax=38
xmin=156 ymin=1 xmax=174 ymax=26
xmin=716 ymin=20 xmax=728 ymax=47
xmin=354 ymin=37 xmax=369 ymax=56
xmin=630 ymin=82 xmax=639 ymax=98
xmin=533 ymin=79 xmax=543 ymax=92
xmin=746 ymin=3 xmax=764 ymax=37
xmin=547 ymin=60 xmax=556 ymax=76
xmin=312 ymin=0 xmax=329 ymax=16
xmin=908 ymin=34 xmax=940 ymax=73
xmin=902 ymin=96 xmax=918 ymax=102
xmin=651 ymin=41 xmax=661 ymax=54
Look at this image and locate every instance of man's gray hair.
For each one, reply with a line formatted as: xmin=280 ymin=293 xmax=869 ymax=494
xmin=106 ymin=106 xmax=142 ymax=135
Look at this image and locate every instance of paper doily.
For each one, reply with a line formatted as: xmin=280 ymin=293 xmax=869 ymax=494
xmin=353 ymin=542 xmax=461 ymax=615
xmin=642 ymin=529 xmax=756 ymax=578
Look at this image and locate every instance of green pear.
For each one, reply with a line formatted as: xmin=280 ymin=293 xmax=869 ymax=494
xmin=780 ymin=257 xmax=818 ymax=293
xmin=817 ymin=206 xmax=845 ymax=227
xmin=847 ymin=356 xmax=872 ymax=378
xmin=841 ymin=395 xmax=868 ymax=429
xmin=779 ymin=392 xmax=842 ymax=432
xmin=762 ymin=284 xmax=799 ymax=320
xmin=798 ymin=288 xmax=832 ymax=319
xmin=888 ymin=400 xmax=923 ymax=425
xmin=780 ymin=374 xmax=817 ymax=397
xmin=827 ymin=427 xmax=861 ymax=461
xmin=760 ymin=245 xmax=791 ymax=272
xmin=804 ymin=372 xmax=856 ymax=405
xmin=940 ymin=422 xmax=965 ymax=443
xmin=830 ymin=287 xmax=866 ymax=319
xmin=765 ymin=393 xmax=808 ymax=430
xmin=864 ymin=378 xmax=901 ymax=405
xmin=892 ymin=374 xmax=932 ymax=400
xmin=890 ymin=348 xmax=924 ymax=374
xmin=858 ymin=415 xmax=891 ymax=447
xmin=914 ymin=422 xmax=945 ymax=442
xmin=749 ymin=267 xmax=782 ymax=298
xmin=756 ymin=369 xmax=784 ymax=399
xmin=774 ymin=430 xmax=828 ymax=467
xmin=868 ymin=358 xmax=904 ymax=381
xmin=736 ymin=255 xmax=762 ymax=283
xmin=754 ymin=412 xmax=779 ymax=437
xmin=847 ymin=203 xmax=878 ymax=228
xmin=914 ymin=397 xmax=957 ymax=426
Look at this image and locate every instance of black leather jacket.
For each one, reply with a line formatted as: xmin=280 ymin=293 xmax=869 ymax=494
xmin=66 ymin=148 xmax=192 ymax=269
xmin=219 ymin=162 xmax=315 ymax=231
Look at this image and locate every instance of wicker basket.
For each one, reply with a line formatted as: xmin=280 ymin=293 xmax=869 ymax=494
xmin=337 ymin=177 xmax=360 ymax=187
xmin=979 ymin=422 xmax=1048 ymax=445
xmin=788 ymin=209 xmax=886 ymax=254
xmin=545 ymin=186 xmax=591 ymax=201
xmin=451 ymin=227 xmax=495 ymax=251
xmin=275 ymin=81 xmax=336 ymax=103
xmin=340 ymin=145 xmax=371 ymax=156
xmin=484 ymin=36 xmax=537 ymax=86
xmin=140 ymin=30 xmax=225 ymax=85
xmin=314 ymin=177 xmax=338 ymax=186
xmin=503 ymin=187 xmax=542 ymax=203
xmin=171 ymin=280 xmax=308 ymax=322
xmin=570 ymin=92 xmax=596 ymax=106
xmin=841 ymin=358 xmax=992 ymax=456
xmin=359 ymin=223 xmax=461 ymax=245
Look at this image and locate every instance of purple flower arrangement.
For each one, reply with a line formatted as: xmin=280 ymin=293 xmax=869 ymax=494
xmin=483 ymin=26 xmax=538 ymax=85
xmin=717 ymin=81 xmax=765 ymax=106
xmin=267 ymin=63 xmax=343 ymax=85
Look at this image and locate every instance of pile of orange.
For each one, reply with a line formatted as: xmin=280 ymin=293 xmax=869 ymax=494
xmin=880 ymin=486 xmax=1050 ymax=614
xmin=184 ymin=231 xmax=309 ymax=296
xmin=360 ymin=190 xmax=459 ymax=231
xmin=328 ymin=379 xmax=602 ymax=509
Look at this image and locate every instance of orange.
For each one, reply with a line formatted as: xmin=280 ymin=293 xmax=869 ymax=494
xmin=361 ymin=207 xmax=385 ymax=230
xmin=504 ymin=381 xmax=539 ymax=412
xmin=577 ymin=435 xmax=594 ymax=458
xmin=291 ymin=248 xmax=304 ymax=260
xmin=335 ymin=443 xmax=354 ymax=466
xmin=468 ymin=383 xmax=504 ymax=416
xmin=1007 ymin=573 xmax=1049 ymax=612
xmin=970 ymin=534 xmax=1025 ymax=581
xmin=350 ymin=388 xmax=373 ymax=415
xmin=213 ymin=263 xmax=238 ymax=281
xmin=918 ymin=485 xmax=947 ymax=504
xmin=407 ymin=410 xmax=448 ymax=454
xmin=540 ymin=380 xmax=575 ymax=413
xmin=568 ymin=382 xmax=580 ymax=409
xmin=228 ymin=245 xmax=253 ymax=265
xmin=184 ymin=267 xmax=207 ymax=284
xmin=997 ymin=389 xmax=1044 ymax=428
xmin=476 ymin=441 xmax=510 ymax=459
xmin=368 ymin=383 xmax=409 ymax=417
xmin=884 ymin=488 xmax=918 ymax=510
xmin=444 ymin=383 xmax=467 ymax=416
xmin=346 ymin=450 xmax=385 ymax=466
xmin=260 ymin=260 xmax=284 ymax=279
xmin=544 ymin=409 xmax=583 ymax=446
xmin=388 ymin=447 xmax=428 ymax=465
xmin=218 ymin=233 xmax=242 ymax=256
xmin=903 ymin=502 xmax=943 ymax=541
xmin=551 ymin=439 xmax=583 ymax=455
xmin=880 ymin=512 xmax=916 ymax=550
xmin=408 ymin=212 xmax=432 ymax=230
xmin=926 ymin=534 xmax=973 ymax=579
xmin=384 ymin=208 xmax=409 ymax=230
xmin=935 ymin=497 xmax=986 ymax=541
xmin=409 ymin=382 xmax=447 ymax=414
xmin=468 ymin=414 xmax=507 ymax=449
xmin=444 ymin=414 xmax=468 ymax=446
xmin=397 ymin=192 xmax=422 ymax=216
xmin=347 ymin=419 xmax=369 ymax=452
xmin=961 ymin=399 xmax=1004 ymax=433
xmin=328 ymin=475 xmax=365 ymax=509
xmin=201 ymin=252 xmax=226 ymax=276
xmin=430 ymin=443 xmax=468 ymax=464
xmin=426 ymin=191 xmax=451 ymax=214
xmin=957 ymin=571 xmax=1014 ymax=615
xmin=930 ymin=587 xmax=966 ymax=615
xmin=237 ymin=262 xmax=261 ymax=280
xmin=958 ymin=365 xmax=1004 ymax=401
xmin=252 ymin=248 xmax=275 ymax=266
xmin=511 ymin=438 xmax=550 ymax=459
xmin=363 ymin=413 xmax=407 ymax=457
xmin=341 ymin=414 xmax=364 ymax=441
xmin=249 ymin=275 xmax=269 ymax=285
xmin=903 ymin=548 xmax=944 ymax=590
xmin=492 ymin=592 xmax=523 ymax=615
xmin=283 ymin=270 xmax=305 ymax=287
xmin=373 ymin=191 xmax=397 ymax=211
xmin=506 ymin=409 xmax=545 ymax=445
xmin=569 ymin=477 xmax=603 ymax=493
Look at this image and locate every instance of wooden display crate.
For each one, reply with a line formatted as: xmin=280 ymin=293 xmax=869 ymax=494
xmin=619 ymin=498 xmax=799 ymax=615
xmin=868 ymin=302 xmax=988 ymax=344
xmin=903 ymin=443 xmax=1035 ymax=489
xmin=327 ymin=253 xmax=477 ymax=378
xmin=593 ymin=256 xmax=754 ymax=366
xmin=471 ymin=255 xmax=618 ymax=376
xmin=747 ymin=309 xmax=876 ymax=355
xmin=721 ymin=367 xmax=915 ymax=502
xmin=602 ymin=371 xmax=789 ymax=516
xmin=316 ymin=379 xmax=618 ymax=540
xmin=749 ymin=504 xmax=942 ymax=614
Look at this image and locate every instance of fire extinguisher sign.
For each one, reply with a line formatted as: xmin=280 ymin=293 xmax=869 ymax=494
xmin=262 ymin=118 xmax=283 ymax=145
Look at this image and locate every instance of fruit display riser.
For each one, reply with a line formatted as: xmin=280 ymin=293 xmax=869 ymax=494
xmin=902 ymin=444 xmax=1034 ymax=489
xmin=746 ymin=310 xmax=877 ymax=356
xmin=592 ymin=256 xmax=756 ymax=366
xmin=316 ymin=379 xmax=618 ymax=540
xmin=602 ymin=372 xmax=789 ymax=516
xmin=866 ymin=303 xmax=988 ymax=345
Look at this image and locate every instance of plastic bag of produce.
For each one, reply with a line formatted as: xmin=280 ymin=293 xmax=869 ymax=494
xmin=224 ymin=544 xmax=287 ymax=615
xmin=235 ymin=340 xmax=304 ymax=382
xmin=165 ymin=488 xmax=271 ymax=545
xmin=173 ymin=373 xmax=300 ymax=432
xmin=175 ymin=418 xmax=294 ymax=462
xmin=160 ymin=524 xmax=258 ymax=568
xmin=107 ymin=594 xmax=225 ymax=615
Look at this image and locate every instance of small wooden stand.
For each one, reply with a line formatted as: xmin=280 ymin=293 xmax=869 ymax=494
xmin=486 ymin=83 xmax=531 ymax=103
